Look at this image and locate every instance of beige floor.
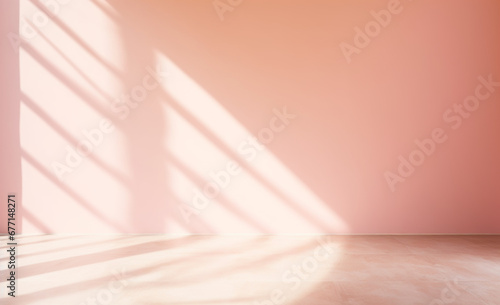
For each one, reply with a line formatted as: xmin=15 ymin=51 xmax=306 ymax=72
xmin=1 ymin=235 xmax=499 ymax=305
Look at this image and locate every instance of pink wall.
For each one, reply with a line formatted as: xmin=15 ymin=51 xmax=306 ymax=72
xmin=2 ymin=0 xmax=500 ymax=234
xmin=0 ymin=0 xmax=23 ymax=234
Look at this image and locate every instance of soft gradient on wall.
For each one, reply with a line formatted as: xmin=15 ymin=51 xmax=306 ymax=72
xmin=2 ymin=0 xmax=500 ymax=234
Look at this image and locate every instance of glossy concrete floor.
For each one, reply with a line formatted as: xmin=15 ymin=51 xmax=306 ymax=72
xmin=1 ymin=235 xmax=499 ymax=305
